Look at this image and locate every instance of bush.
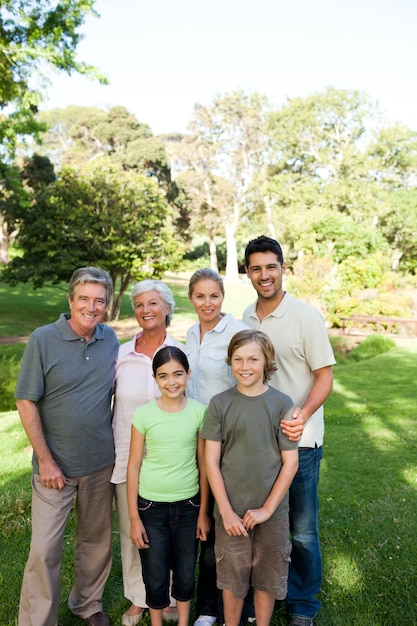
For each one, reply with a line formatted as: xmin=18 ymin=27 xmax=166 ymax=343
xmin=348 ymin=334 xmax=396 ymax=361
xmin=0 ymin=346 xmax=25 ymax=412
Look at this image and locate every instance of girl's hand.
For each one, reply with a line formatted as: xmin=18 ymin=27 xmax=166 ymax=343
xmin=221 ymin=510 xmax=248 ymax=537
xmin=196 ymin=512 xmax=211 ymax=541
xmin=242 ymin=507 xmax=271 ymax=530
xmin=130 ymin=518 xmax=150 ymax=549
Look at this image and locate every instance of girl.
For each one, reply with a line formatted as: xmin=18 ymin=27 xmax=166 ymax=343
xmin=127 ymin=346 xmax=210 ymax=626
xmin=112 ymin=280 xmax=181 ymax=625
xmin=202 ymin=330 xmax=299 ymax=626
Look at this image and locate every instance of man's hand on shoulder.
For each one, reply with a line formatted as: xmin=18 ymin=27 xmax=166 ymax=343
xmin=281 ymin=407 xmax=305 ymax=442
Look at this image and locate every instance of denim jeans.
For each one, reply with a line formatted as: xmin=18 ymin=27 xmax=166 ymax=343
xmin=287 ymin=446 xmax=323 ymax=619
xmin=138 ymin=494 xmax=199 ymax=609
xmin=195 ymin=495 xmax=221 ymax=619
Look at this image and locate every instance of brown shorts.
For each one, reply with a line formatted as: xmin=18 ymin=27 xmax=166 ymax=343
xmin=214 ymin=511 xmax=291 ymax=599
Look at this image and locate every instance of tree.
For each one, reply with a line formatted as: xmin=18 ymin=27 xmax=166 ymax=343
xmin=170 ymin=90 xmax=270 ymax=282
xmin=38 ymin=105 xmax=190 ymax=239
xmin=0 ymin=0 xmax=105 ymax=263
xmin=266 ymin=87 xmax=383 ymax=263
xmin=378 ymin=188 xmax=417 ymax=273
xmin=368 ymin=123 xmax=417 ymax=188
xmin=2 ymin=159 xmax=185 ymax=319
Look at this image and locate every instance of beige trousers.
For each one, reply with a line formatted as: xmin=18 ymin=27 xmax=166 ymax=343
xmin=114 ymin=482 xmax=148 ymax=607
xmin=18 ymin=466 xmax=114 ymax=626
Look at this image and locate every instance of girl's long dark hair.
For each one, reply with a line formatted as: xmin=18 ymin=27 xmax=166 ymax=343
xmin=152 ymin=346 xmax=189 ymax=375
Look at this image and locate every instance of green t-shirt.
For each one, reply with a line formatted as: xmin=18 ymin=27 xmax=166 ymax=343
xmin=201 ymin=386 xmax=297 ymax=520
xmin=132 ymin=397 xmax=206 ymax=501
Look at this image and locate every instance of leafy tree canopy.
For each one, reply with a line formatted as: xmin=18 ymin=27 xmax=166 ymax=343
xmin=2 ymin=158 xmax=185 ymax=319
xmin=38 ymin=105 xmax=187 ymax=207
xmin=1 ymin=0 xmax=103 ymax=158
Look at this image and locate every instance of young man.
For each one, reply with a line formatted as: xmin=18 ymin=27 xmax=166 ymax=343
xmin=16 ymin=267 xmax=120 ymax=626
xmin=243 ymin=236 xmax=335 ymax=626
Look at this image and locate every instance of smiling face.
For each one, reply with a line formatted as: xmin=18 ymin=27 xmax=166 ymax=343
xmin=67 ymin=282 xmax=108 ymax=340
xmin=154 ymin=358 xmax=190 ymax=400
xmin=245 ymin=251 xmax=286 ymax=304
xmin=230 ymin=340 xmax=267 ymax=395
xmin=133 ymin=289 xmax=170 ymax=332
xmin=189 ymin=279 xmax=224 ymax=328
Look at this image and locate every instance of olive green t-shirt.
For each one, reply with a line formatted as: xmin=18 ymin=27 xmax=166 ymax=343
xmin=201 ymin=386 xmax=297 ymax=520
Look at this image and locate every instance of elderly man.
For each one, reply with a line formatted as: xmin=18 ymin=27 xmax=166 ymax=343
xmin=16 ymin=266 xmax=120 ymax=626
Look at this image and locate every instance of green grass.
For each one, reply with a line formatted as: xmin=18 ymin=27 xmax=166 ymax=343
xmin=2 ymin=342 xmax=417 ymax=625
xmin=0 ymin=275 xmax=254 ymax=338
xmin=319 ymin=342 xmax=417 ymax=624
xmin=0 ymin=282 xmax=69 ymax=337
xmin=2 ymin=277 xmax=416 ymax=624
xmin=0 ymin=275 xmax=255 ymax=411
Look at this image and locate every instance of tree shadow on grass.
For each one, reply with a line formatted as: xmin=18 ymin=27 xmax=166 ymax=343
xmin=318 ymin=345 xmax=417 ymax=625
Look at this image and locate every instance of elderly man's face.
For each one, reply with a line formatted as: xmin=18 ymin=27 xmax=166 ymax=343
xmin=67 ymin=282 xmax=107 ymax=339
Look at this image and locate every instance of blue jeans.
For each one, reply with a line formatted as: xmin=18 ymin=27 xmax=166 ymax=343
xmin=138 ymin=494 xmax=199 ymax=609
xmin=287 ymin=446 xmax=323 ymax=619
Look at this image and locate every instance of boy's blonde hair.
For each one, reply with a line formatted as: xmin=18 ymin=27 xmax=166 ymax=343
xmin=226 ymin=329 xmax=278 ymax=383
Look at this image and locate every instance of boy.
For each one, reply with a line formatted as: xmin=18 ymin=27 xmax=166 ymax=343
xmin=202 ymin=329 xmax=299 ymax=626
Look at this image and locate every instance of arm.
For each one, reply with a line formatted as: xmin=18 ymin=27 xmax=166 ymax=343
xmin=281 ymin=365 xmax=333 ymax=441
xmin=205 ymin=439 xmax=248 ymax=537
xmin=196 ymin=434 xmax=211 ymax=541
xmin=16 ymin=398 xmax=67 ymax=490
xmin=126 ymin=425 xmax=149 ymax=549
xmin=242 ymin=449 xmax=299 ymax=530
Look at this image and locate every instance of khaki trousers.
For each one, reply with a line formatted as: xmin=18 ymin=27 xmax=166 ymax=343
xmin=18 ymin=466 xmax=114 ymax=626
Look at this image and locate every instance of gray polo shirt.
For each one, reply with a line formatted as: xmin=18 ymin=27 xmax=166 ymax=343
xmin=15 ymin=313 xmax=120 ymax=477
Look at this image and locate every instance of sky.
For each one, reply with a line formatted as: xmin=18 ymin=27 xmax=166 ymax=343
xmin=44 ymin=0 xmax=417 ymax=136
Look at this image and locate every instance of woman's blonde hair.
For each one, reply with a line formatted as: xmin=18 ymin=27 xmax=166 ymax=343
xmin=226 ymin=329 xmax=278 ymax=383
xmin=188 ymin=267 xmax=224 ymax=297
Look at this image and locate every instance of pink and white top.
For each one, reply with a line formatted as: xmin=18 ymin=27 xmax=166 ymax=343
xmin=110 ymin=331 xmax=184 ymax=484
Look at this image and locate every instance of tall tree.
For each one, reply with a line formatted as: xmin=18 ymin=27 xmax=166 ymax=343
xmin=38 ymin=105 xmax=190 ymax=239
xmin=266 ymin=87 xmax=383 ymax=263
xmin=171 ymin=90 xmax=270 ymax=282
xmin=367 ymin=124 xmax=417 ymax=271
xmin=0 ymin=0 xmax=104 ymax=263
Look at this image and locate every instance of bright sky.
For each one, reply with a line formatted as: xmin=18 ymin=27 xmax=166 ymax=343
xmin=44 ymin=0 xmax=417 ymax=136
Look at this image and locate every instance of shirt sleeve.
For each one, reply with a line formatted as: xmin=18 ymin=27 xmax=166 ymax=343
xmin=132 ymin=403 xmax=147 ymax=435
xmin=14 ymin=333 xmax=45 ymax=401
xmin=200 ymin=397 xmax=222 ymax=441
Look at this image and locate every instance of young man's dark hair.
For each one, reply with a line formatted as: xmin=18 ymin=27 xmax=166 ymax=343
xmin=244 ymin=235 xmax=284 ymax=267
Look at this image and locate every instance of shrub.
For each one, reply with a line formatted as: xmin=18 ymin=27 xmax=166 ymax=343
xmin=348 ymin=334 xmax=396 ymax=361
xmin=0 ymin=346 xmax=25 ymax=412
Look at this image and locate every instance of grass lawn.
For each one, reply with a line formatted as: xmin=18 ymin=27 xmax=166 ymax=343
xmin=1 ymin=341 xmax=417 ymax=625
xmin=2 ymin=277 xmax=417 ymax=624
xmin=0 ymin=275 xmax=255 ymax=411
xmin=0 ymin=275 xmax=255 ymax=338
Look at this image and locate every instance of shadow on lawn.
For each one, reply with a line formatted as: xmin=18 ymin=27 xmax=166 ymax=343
xmin=319 ymin=345 xmax=417 ymax=625
xmin=2 ymin=344 xmax=417 ymax=625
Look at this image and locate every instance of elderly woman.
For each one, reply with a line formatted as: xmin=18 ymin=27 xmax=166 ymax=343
xmin=111 ymin=279 xmax=183 ymax=626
